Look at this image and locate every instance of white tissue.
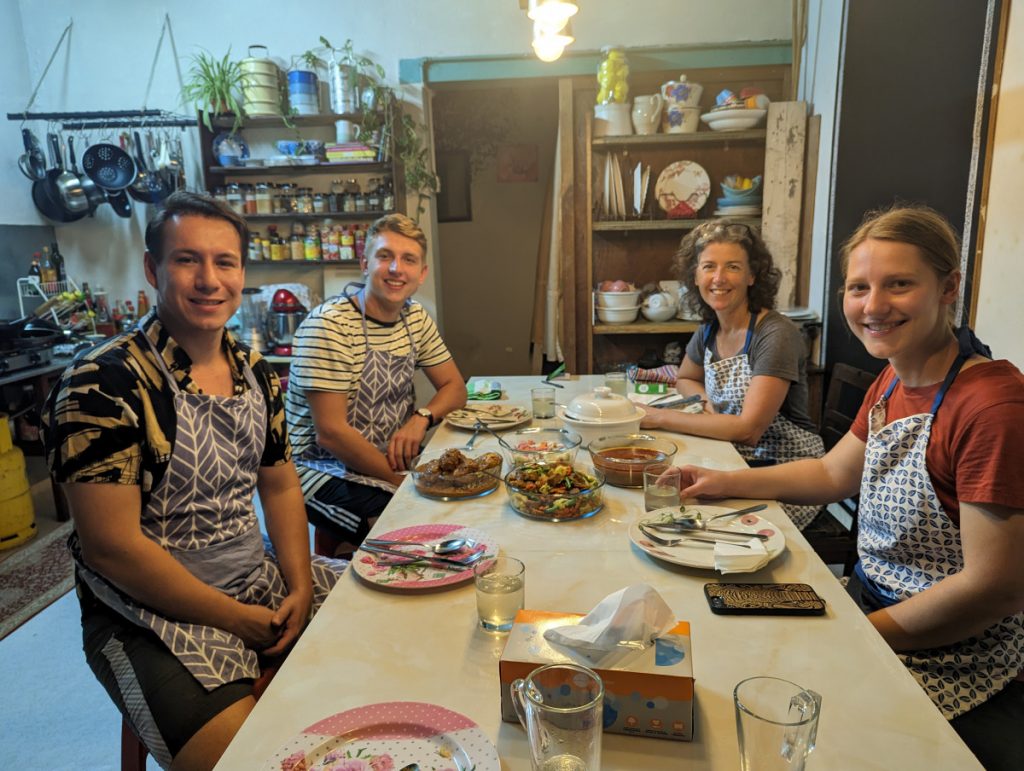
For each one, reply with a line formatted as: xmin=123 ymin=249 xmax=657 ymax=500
xmin=543 ymin=584 xmax=675 ymax=659
xmin=714 ymin=538 xmax=770 ymax=574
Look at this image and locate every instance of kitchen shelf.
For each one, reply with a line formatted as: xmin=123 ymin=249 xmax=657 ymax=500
xmin=211 ymin=112 xmax=368 ymax=129
xmin=244 ymin=211 xmax=391 ymax=222
xmin=592 ymin=217 xmax=760 ymax=232
xmin=593 ymin=320 xmax=701 ymax=335
xmin=208 ymin=162 xmax=392 ymax=176
xmin=592 ymin=129 xmax=765 ymax=149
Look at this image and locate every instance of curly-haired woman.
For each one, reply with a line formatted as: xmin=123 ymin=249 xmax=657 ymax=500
xmin=639 ymin=219 xmax=824 ymax=528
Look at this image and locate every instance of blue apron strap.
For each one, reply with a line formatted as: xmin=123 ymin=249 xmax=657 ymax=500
xmin=701 ymin=319 xmax=717 ymax=347
xmin=741 ymin=312 xmax=757 ymax=355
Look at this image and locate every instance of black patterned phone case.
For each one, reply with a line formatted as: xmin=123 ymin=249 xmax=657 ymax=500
xmin=704 ymin=582 xmax=827 ymax=615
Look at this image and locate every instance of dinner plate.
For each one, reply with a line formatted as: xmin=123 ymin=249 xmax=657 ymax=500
xmin=263 ymin=701 xmax=500 ymax=770
xmin=655 ymin=160 xmax=710 ymax=219
xmin=628 ymin=506 xmax=785 ymax=572
xmin=602 ymin=153 xmax=612 ymax=218
xmin=445 ymin=403 xmax=531 ymax=430
xmin=352 ymin=524 xmax=497 ymax=591
xmin=612 ymin=153 xmax=626 ymax=219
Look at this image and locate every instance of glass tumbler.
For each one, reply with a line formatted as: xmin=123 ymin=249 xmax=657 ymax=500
xmin=734 ymin=676 xmax=821 ymax=771
xmin=531 ymin=386 xmax=556 ymax=419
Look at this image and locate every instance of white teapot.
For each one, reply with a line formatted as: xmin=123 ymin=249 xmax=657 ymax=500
xmin=641 ymin=291 xmax=679 ymax=322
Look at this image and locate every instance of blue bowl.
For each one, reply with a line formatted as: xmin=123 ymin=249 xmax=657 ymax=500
xmin=276 ymin=140 xmax=300 ymax=156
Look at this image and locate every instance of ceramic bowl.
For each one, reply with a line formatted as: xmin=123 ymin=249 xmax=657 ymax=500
xmin=595 ymin=289 xmax=642 ymax=308
xmin=558 ymin=389 xmax=646 ymax=446
xmin=597 ymin=305 xmax=640 ymax=324
xmin=700 ymin=108 xmax=767 ymax=132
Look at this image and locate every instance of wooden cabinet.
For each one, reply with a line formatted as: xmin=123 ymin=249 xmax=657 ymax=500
xmin=196 ymin=112 xmax=404 ymax=296
xmin=565 ymin=64 xmax=803 ymax=373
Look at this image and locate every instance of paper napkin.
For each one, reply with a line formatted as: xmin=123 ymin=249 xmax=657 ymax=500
xmin=714 ymin=538 xmax=770 ymax=574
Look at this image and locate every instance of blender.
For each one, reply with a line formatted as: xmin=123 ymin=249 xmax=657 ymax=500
xmin=238 ymin=288 xmax=268 ymax=352
xmin=265 ymin=288 xmax=307 ymax=356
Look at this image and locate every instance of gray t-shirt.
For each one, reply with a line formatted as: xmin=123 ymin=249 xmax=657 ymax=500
xmin=685 ymin=310 xmax=816 ymax=432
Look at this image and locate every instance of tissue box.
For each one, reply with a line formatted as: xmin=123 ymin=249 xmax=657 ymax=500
xmin=499 ymin=610 xmax=694 ymax=741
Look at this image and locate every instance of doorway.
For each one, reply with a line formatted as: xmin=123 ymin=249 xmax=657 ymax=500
xmin=431 ymin=81 xmax=559 ymax=378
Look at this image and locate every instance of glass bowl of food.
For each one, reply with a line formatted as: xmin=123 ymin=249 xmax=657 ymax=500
xmin=499 ymin=427 xmax=583 ymax=467
xmin=410 ymin=447 xmax=504 ymax=501
xmin=504 ymin=462 xmax=605 ymax=522
xmin=587 ymin=433 xmax=678 ymax=488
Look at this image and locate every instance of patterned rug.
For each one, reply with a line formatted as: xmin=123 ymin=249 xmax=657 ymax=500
xmin=0 ymin=521 xmax=74 ymax=641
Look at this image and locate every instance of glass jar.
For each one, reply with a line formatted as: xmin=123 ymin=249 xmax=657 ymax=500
xmin=342 ymin=192 xmax=356 ymax=213
xmin=255 ymin=182 xmax=272 ymax=214
xmin=243 ymin=184 xmax=258 ymax=216
xmin=313 ymin=192 xmax=326 ymax=214
xmin=299 ymin=188 xmax=314 ymax=214
xmin=225 ymin=183 xmax=242 ymax=214
xmin=354 ymin=193 xmax=367 ymax=213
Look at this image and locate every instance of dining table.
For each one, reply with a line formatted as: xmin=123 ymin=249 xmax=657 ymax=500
xmin=216 ymin=374 xmax=981 ymax=770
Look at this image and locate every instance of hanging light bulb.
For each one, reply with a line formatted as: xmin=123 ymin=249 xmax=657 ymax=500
xmin=527 ymin=0 xmax=579 ymax=33
xmin=532 ymin=19 xmax=574 ymax=62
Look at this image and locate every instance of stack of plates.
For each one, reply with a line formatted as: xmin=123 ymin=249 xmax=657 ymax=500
xmin=714 ymin=174 xmax=762 ymax=217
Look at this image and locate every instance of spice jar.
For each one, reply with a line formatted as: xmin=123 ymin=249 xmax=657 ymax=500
xmin=225 ymin=183 xmax=242 ymax=214
xmin=313 ymin=192 xmax=326 ymax=214
xmin=255 ymin=182 xmax=272 ymax=214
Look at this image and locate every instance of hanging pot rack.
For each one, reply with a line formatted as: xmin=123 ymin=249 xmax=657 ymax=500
xmin=6 ymin=15 xmax=195 ymax=131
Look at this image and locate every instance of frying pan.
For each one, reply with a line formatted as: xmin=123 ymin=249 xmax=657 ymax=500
xmin=82 ymin=141 xmax=137 ymax=191
xmin=0 ymin=314 xmax=64 ymax=353
xmin=68 ymin=136 xmax=106 ymax=213
xmin=31 ymin=133 xmax=87 ymax=223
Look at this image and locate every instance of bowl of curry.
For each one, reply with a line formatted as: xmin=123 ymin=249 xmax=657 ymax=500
xmin=411 ymin=447 xmax=504 ymax=501
xmin=587 ymin=433 xmax=678 ymax=488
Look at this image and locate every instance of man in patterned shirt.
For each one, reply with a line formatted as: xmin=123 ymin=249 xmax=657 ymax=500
xmin=285 ymin=214 xmax=467 ymax=555
xmin=43 ymin=192 xmax=344 ymax=769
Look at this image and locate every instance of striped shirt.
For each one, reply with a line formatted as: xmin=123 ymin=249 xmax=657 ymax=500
xmin=43 ymin=312 xmax=289 ymax=509
xmin=285 ymin=293 xmax=451 ymax=494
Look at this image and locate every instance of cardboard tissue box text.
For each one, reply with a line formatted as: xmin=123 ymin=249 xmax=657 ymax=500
xmin=499 ymin=609 xmax=694 ymax=741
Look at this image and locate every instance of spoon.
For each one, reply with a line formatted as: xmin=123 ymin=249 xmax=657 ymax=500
xmin=649 ymin=519 xmax=770 ymax=541
xmin=363 ymin=537 xmax=477 ymax=555
xmin=639 ymin=524 xmax=753 ymax=549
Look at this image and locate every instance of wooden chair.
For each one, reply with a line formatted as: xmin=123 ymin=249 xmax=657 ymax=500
xmin=120 ymin=665 xmax=279 ymax=770
xmin=803 ymin=363 xmax=878 ymax=575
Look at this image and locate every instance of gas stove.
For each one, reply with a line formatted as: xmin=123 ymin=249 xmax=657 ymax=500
xmin=0 ymin=345 xmax=54 ymax=376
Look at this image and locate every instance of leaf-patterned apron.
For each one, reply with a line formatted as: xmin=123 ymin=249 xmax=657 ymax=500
xmin=702 ymin=314 xmax=825 ymax=528
xmin=855 ymin=348 xmax=1024 ymax=719
xmin=71 ymin=332 xmax=340 ymax=693
xmin=296 ymin=284 xmax=416 ymax=494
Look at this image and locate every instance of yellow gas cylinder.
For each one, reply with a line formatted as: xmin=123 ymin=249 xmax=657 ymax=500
xmin=0 ymin=413 xmax=36 ymax=550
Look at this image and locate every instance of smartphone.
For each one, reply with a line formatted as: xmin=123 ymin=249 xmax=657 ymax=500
xmin=704 ymin=582 xmax=827 ymax=616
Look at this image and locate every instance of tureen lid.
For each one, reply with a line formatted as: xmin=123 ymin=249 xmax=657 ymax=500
xmin=563 ymin=387 xmax=642 ymax=422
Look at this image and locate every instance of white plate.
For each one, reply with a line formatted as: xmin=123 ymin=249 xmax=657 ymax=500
xmin=602 ymin=153 xmax=612 ymax=218
xmin=655 ymin=160 xmax=710 ymax=218
xmin=641 ymin=165 xmax=651 ymax=212
xmin=629 ymin=505 xmax=785 ymax=572
xmin=263 ymin=701 xmax=500 ymax=771
xmin=352 ymin=524 xmax=497 ymax=591
xmin=613 ymin=154 xmax=626 ymax=219
xmin=633 ymin=161 xmax=643 ymax=217
xmin=445 ymin=403 xmax=531 ymax=430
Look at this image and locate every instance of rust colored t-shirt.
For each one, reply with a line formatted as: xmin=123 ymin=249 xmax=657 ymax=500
xmin=851 ymin=360 xmax=1024 ymax=524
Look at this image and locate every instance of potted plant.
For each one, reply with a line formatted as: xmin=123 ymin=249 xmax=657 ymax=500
xmin=181 ymin=49 xmax=246 ymax=134
xmin=311 ymin=37 xmax=439 ymax=217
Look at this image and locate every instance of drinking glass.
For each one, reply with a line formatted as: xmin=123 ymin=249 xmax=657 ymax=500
xmin=474 ymin=556 xmax=525 ymax=632
xmin=643 ymin=463 xmax=681 ymax=511
xmin=511 ymin=663 xmax=604 ymax=771
xmin=604 ymin=370 xmax=628 ymax=396
xmin=734 ymin=676 xmax=821 ymax=771
xmin=531 ymin=386 xmax=556 ymax=419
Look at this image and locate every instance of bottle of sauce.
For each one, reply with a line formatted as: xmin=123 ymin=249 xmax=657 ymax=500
xmin=50 ymin=242 xmax=66 ymax=282
xmin=137 ymin=290 xmax=150 ymax=317
xmin=39 ymin=246 xmax=58 ymax=288
xmin=340 ymin=226 xmax=356 ymax=261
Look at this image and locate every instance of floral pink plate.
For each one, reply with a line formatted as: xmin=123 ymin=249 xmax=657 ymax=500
xmin=264 ymin=701 xmax=500 ymax=771
xmin=353 ymin=524 xmax=497 ymax=590
xmin=655 ymin=160 xmax=710 ymax=219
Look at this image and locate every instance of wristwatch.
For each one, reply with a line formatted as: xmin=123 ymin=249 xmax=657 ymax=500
xmin=415 ymin=407 xmax=435 ymax=429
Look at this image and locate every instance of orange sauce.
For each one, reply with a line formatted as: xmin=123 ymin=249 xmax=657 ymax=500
xmin=592 ymin=447 xmax=667 ymax=487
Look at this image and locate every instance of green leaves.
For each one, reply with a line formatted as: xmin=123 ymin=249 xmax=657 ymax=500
xmin=181 ymin=48 xmax=245 ymax=133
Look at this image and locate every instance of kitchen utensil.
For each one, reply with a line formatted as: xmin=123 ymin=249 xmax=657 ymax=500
xmin=82 ymin=141 xmax=137 ymax=191
xmin=363 ymin=537 xmax=477 ymax=556
xmin=558 ymin=387 xmax=645 ymax=445
xmin=700 ymin=107 xmax=767 ymax=131
xmin=461 ymin=427 xmax=483 ymax=451
xmin=106 ymin=189 xmax=133 ymax=218
xmin=31 ymin=133 xmax=87 ymax=223
xmin=358 ymin=543 xmax=485 ymax=569
xmin=639 ymin=524 xmax=754 ymax=549
xmin=127 ymin=131 xmax=170 ymax=205
xmin=18 ymin=128 xmax=46 ymax=180
xmin=649 ymin=520 xmax=771 ymax=540
xmin=54 ymin=136 xmax=89 ymax=214
xmin=68 ymin=137 xmax=105 ymax=213
xmin=680 ymin=502 xmax=769 ymax=523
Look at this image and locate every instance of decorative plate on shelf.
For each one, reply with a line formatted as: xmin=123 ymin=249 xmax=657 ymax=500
xmin=262 ymin=701 xmax=500 ymax=771
xmin=211 ymin=131 xmax=249 ymax=164
xmin=655 ymin=160 xmax=710 ymax=219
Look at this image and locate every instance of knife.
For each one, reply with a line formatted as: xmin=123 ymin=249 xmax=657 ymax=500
xmin=639 ymin=525 xmax=753 ymax=549
xmin=647 ymin=523 xmax=770 ymax=541
xmin=358 ymin=543 xmax=484 ymax=570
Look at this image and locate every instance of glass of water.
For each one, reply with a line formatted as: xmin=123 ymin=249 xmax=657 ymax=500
xmin=531 ymin=386 xmax=556 ymax=419
xmin=474 ymin=556 xmax=525 ymax=632
xmin=643 ymin=463 xmax=681 ymax=511
xmin=604 ymin=370 xmax=628 ymax=396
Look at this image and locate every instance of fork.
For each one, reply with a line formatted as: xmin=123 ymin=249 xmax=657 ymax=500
xmin=462 ymin=427 xmax=482 ymax=450
xmin=358 ymin=543 xmax=486 ymax=568
xmin=639 ymin=524 xmax=753 ymax=549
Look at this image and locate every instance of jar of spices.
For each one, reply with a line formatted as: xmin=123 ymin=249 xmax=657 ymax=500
xmin=225 ymin=183 xmax=242 ymax=214
xmin=313 ymin=192 xmax=326 ymax=214
xmin=243 ymin=184 xmax=258 ymax=216
xmin=342 ymin=192 xmax=356 ymax=213
xmin=367 ymin=183 xmax=381 ymax=212
xmin=354 ymin=192 xmax=367 ymax=213
xmin=255 ymin=182 xmax=272 ymax=214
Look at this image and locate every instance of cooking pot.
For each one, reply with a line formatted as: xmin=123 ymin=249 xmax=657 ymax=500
xmin=557 ymin=387 xmax=646 ymax=446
